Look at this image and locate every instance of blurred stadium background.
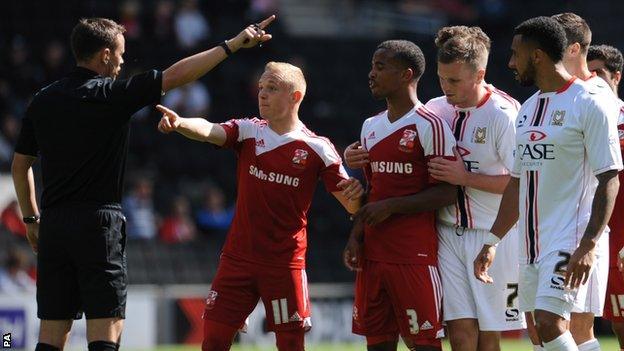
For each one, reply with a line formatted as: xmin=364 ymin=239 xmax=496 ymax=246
xmin=0 ymin=0 xmax=623 ymax=349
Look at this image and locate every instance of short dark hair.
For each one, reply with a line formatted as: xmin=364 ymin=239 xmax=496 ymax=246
xmin=377 ymin=40 xmax=426 ymax=81
xmin=514 ymin=16 xmax=567 ymax=63
xmin=588 ymin=45 xmax=624 ymax=74
xmin=71 ymin=18 xmax=125 ymax=62
xmin=552 ymin=13 xmax=592 ymax=53
xmin=435 ymin=26 xmax=491 ymax=69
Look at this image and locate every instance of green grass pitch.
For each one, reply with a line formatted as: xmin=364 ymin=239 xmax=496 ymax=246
xmin=130 ymin=337 xmax=619 ymax=350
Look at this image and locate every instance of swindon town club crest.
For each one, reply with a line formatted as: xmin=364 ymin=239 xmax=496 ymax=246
xmin=292 ymin=149 xmax=309 ymax=168
xmin=205 ymin=290 xmax=218 ymax=310
xmin=398 ymin=129 xmax=417 ymax=152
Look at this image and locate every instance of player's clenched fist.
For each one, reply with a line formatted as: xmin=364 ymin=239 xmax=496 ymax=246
xmin=474 ymin=245 xmax=496 ymax=284
xmin=344 ymin=141 xmax=369 ymax=169
xmin=343 ymin=236 xmax=363 ymax=271
xmin=337 ymin=177 xmax=364 ymax=201
xmin=156 ymin=104 xmax=181 ymax=133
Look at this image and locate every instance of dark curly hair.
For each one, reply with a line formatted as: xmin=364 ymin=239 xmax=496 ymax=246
xmin=377 ymin=40 xmax=426 ymax=81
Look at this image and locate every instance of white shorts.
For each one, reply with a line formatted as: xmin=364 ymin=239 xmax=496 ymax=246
xmin=437 ymin=223 xmax=526 ymax=331
xmin=574 ymin=233 xmax=609 ymax=316
xmin=519 ymin=249 xmax=592 ymax=320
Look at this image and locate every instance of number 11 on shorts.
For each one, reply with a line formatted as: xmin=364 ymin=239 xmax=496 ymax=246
xmin=272 ymin=298 xmax=289 ymax=324
xmin=406 ymin=309 xmax=419 ymax=334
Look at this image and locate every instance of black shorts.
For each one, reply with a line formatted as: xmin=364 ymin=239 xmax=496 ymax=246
xmin=37 ymin=203 xmax=127 ymax=320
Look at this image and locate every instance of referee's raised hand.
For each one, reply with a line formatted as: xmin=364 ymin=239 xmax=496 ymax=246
xmin=228 ymin=15 xmax=276 ymax=51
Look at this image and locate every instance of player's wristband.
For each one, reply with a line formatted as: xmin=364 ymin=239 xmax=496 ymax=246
xmin=619 ymin=246 xmax=624 ymax=260
xmin=220 ymin=41 xmax=233 ymax=56
xmin=484 ymin=232 xmax=501 ymax=247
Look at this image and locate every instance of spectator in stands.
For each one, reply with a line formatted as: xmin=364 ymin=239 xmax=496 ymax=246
xmin=41 ymin=40 xmax=70 ymax=85
xmin=162 ymin=81 xmax=211 ymax=117
xmin=122 ymin=177 xmax=158 ymax=240
xmin=160 ymin=196 xmax=197 ymax=243
xmin=174 ymin=0 xmax=210 ymax=50
xmin=119 ymin=0 xmax=142 ymax=40
xmin=0 ymin=200 xmax=27 ymax=238
xmin=196 ymin=184 xmax=233 ymax=236
xmin=0 ymin=248 xmax=35 ymax=295
xmin=153 ymin=0 xmax=175 ymax=42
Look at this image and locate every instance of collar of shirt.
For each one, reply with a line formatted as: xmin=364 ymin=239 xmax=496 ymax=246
xmin=70 ymin=66 xmax=100 ymax=79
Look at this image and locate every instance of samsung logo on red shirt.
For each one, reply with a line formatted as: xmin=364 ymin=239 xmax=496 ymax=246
xmin=370 ymin=161 xmax=413 ymax=174
xmin=249 ymin=165 xmax=300 ymax=187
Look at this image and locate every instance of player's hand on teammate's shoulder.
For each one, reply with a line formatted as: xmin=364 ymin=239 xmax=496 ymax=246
xmin=428 ymin=146 xmax=468 ymax=186
xmin=344 ymin=141 xmax=369 ymax=169
xmin=156 ymin=104 xmax=181 ymax=133
xmin=565 ymin=239 xmax=596 ymax=289
xmin=474 ymin=244 xmax=496 ymax=284
xmin=337 ymin=177 xmax=364 ymax=201
xmin=228 ymin=15 xmax=276 ymax=51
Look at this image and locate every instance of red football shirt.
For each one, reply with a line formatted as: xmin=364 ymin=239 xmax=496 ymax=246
xmin=219 ymin=118 xmax=348 ymax=269
xmin=360 ymin=103 xmax=456 ymax=265
xmin=609 ymin=101 xmax=624 ymax=267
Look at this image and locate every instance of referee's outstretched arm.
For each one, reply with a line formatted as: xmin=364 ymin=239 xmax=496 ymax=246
xmin=162 ymin=15 xmax=275 ymax=92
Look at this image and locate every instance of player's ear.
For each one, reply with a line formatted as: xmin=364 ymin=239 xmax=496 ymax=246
xmin=402 ymin=68 xmax=415 ymax=82
xmin=475 ymin=68 xmax=486 ymax=83
xmin=568 ymin=43 xmax=580 ymax=57
xmin=292 ymin=90 xmax=303 ymax=104
xmin=614 ymin=71 xmax=622 ymax=87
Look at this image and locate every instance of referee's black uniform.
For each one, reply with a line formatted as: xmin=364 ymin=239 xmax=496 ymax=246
xmin=14 ymin=67 xmax=162 ymax=320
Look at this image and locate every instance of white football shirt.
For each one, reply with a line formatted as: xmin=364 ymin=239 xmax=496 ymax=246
xmin=512 ymin=79 xmax=623 ymax=264
xmin=426 ymin=85 xmax=519 ymax=230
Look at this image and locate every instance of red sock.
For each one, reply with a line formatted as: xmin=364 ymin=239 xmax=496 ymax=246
xmin=202 ymin=319 xmax=238 ymax=351
xmin=275 ymin=328 xmax=305 ymax=351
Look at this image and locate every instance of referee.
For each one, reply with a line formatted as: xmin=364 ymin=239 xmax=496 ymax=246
xmin=11 ymin=16 xmax=275 ymax=351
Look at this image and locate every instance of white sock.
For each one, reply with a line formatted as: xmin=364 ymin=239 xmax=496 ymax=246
xmin=543 ymin=331 xmax=579 ymax=351
xmin=533 ymin=345 xmax=545 ymax=351
xmin=577 ymin=338 xmax=600 ymax=351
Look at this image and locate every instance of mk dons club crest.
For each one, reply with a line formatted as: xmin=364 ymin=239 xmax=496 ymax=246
xmin=398 ymin=129 xmax=417 ymax=152
xmin=292 ymin=149 xmax=309 ymax=169
xmin=550 ymin=110 xmax=566 ymax=126
xmin=473 ymin=127 xmax=487 ymax=144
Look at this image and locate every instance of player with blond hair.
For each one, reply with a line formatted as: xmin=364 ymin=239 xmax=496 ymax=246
xmin=157 ymin=61 xmax=364 ymax=351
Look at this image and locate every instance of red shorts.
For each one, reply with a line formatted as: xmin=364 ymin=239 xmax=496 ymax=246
xmin=604 ymin=266 xmax=624 ymax=322
xmin=353 ymin=260 xmax=443 ymax=342
xmin=203 ymin=254 xmax=311 ymax=331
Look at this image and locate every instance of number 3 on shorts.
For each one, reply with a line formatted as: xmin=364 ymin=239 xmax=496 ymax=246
xmin=406 ymin=309 xmax=419 ymax=334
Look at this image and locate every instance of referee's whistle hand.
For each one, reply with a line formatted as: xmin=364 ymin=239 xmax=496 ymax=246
xmin=156 ymin=104 xmax=180 ymax=133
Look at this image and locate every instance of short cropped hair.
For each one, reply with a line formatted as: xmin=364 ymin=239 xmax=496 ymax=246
xmin=514 ymin=16 xmax=567 ymax=63
xmin=71 ymin=18 xmax=126 ymax=62
xmin=376 ymin=40 xmax=426 ymax=81
xmin=264 ymin=61 xmax=307 ymax=97
xmin=587 ymin=45 xmax=624 ymax=74
xmin=435 ymin=26 xmax=491 ymax=70
xmin=552 ymin=13 xmax=592 ymax=53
